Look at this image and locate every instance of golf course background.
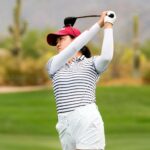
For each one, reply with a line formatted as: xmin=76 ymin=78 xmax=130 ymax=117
xmin=0 ymin=0 xmax=150 ymax=150
xmin=0 ymin=86 xmax=150 ymax=150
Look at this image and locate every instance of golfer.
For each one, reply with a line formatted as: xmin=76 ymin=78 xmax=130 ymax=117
xmin=46 ymin=10 xmax=116 ymax=150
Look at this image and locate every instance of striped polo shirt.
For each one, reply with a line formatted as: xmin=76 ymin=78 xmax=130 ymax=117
xmin=47 ymin=55 xmax=100 ymax=114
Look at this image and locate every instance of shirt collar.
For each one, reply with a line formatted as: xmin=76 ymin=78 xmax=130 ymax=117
xmin=72 ymin=55 xmax=85 ymax=62
xmin=66 ymin=55 xmax=85 ymax=65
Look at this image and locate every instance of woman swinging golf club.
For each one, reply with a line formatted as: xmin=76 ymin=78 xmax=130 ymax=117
xmin=46 ymin=10 xmax=116 ymax=150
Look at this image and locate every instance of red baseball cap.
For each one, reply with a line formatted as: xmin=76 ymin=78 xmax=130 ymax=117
xmin=47 ymin=26 xmax=81 ymax=46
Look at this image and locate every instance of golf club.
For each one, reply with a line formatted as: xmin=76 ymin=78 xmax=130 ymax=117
xmin=64 ymin=13 xmax=114 ymax=26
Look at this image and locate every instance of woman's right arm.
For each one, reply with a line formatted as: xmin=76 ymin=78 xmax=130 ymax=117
xmin=46 ymin=23 xmax=100 ymax=76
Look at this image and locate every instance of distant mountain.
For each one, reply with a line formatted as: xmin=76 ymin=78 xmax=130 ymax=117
xmin=0 ymin=0 xmax=150 ymax=44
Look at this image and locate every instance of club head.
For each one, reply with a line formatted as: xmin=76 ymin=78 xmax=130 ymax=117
xmin=64 ymin=17 xmax=77 ymax=27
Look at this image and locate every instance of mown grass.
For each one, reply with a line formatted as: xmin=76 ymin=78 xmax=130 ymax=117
xmin=0 ymin=86 xmax=150 ymax=150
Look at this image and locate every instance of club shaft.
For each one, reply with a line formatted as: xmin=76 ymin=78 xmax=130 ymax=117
xmin=77 ymin=15 xmax=100 ymax=19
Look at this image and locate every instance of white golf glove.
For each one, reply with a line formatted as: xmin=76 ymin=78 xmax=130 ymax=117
xmin=104 ymin=11 xmax=116 ymax=25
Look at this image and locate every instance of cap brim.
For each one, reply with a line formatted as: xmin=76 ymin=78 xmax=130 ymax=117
xmin=47 ymin=33 xmax=61 ymax=46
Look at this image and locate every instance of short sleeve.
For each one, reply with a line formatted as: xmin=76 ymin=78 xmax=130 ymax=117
xmin=92 ymin=56 xmax=108 ymax=75
xmin=91 ymin=56 xmax=101 ymax=76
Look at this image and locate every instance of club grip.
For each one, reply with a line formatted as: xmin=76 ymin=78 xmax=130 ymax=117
xmin=108 ymin=13 xmax=114 ymax=18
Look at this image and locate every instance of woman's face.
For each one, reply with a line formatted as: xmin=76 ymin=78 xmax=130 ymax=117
xmin=56 ymin=35 xmax=73 ymax=53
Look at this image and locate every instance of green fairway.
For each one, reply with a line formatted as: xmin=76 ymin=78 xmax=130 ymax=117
xmin=0 ymin=86 xmax=150 ymax=150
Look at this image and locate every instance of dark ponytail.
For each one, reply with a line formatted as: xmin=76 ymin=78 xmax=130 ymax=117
xmin=80 ymin=46 xmax=91 ymax=58
xmin=70 ymin=35 xmax=92 ymax=58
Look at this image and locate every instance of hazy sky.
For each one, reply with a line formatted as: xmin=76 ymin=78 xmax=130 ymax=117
xmin=0 ymin=0 xmax=150 ymax=43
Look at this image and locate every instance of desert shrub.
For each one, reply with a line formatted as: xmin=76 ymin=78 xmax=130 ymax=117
xmin=142 ymin=63 xmax=150 ymax=84
xmin=0 ymin=51 xmax=53 ymax=86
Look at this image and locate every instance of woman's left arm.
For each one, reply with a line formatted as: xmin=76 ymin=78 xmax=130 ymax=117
xmin=93 ymin=11 xmax=116 ymax=74
xmin=93 ymin=25 xmax=114 ymax=74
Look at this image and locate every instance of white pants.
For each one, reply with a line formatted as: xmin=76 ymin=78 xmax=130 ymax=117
xmin=56 ymin=103 xmax=105 ymax=150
